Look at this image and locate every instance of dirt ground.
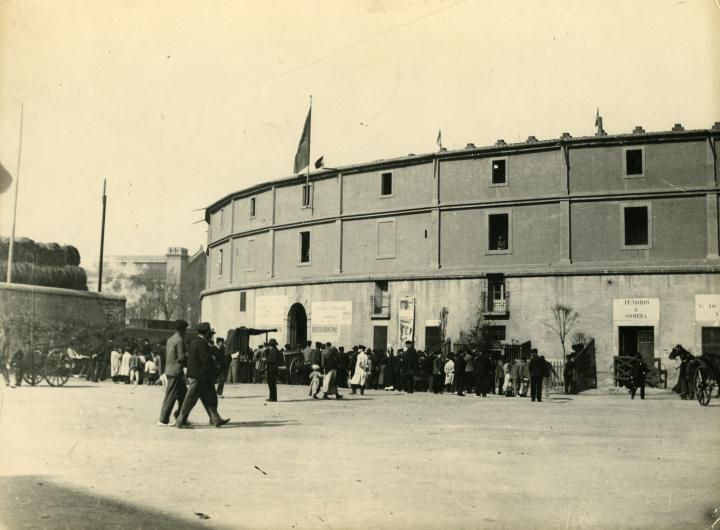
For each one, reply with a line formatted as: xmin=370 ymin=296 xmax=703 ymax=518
xmin=0 ymin=380 xmax=718 ymax=530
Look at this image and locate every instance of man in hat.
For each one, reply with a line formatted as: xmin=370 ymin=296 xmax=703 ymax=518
xmin=265 ymin=338 xmax=282 ymax=402
xmin=321 ymin=342 xmax=343 ymax=400
xmin=403 ymin=340 xmax=417 ymax=393
xmin=176 ymin=322 xmax=230 ymax=427
xmin=528 ymin=348 xmax=544 ymax=402
xmin=158 ymin=319 xmax=189 ymax=425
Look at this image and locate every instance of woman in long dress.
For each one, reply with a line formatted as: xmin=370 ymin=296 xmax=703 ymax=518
xmin=120 ymin=346 xmax=132 ymax=384
xmin=350 ymin=346 xmax=370 ymax=395
xmin=110 ymin=347 xmax=122 ymax=383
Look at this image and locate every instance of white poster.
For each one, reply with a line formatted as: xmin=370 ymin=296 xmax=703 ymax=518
xmin=696 ymin=295 xmax=720 ymax=323
xmin=398 ymin=296 xmax=415 ymax=346
xmin=310 ymin=301 xmax=352 ymax=344
xmin=255 ymin=295 xmax=288 ymax=326
xmin=612 ymin=298 xmax=659 ymax=323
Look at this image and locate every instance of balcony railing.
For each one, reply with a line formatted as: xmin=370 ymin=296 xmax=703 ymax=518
xmin=370 ymin=293 xmax=391 ymax=318
xmin=481 ymin=291 xmax=510 ymax=315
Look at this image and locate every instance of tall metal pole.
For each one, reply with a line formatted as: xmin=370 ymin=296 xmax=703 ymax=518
xmin=97 ymin=179 xmax=107 ymax=292
xmin=6 ymin=103 xmax=24 ymax=284
xmin=307 ymin=95 xmax=312 ymax=214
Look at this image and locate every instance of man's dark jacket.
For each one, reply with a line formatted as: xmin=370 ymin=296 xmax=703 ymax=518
xmin=403 ymin=347 xmax=417 ymax=373
xmin=186 ymin=335 xmax=213 ymax=379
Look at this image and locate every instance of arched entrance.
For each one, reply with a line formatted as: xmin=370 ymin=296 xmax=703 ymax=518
xmin=287 ymin=303 xmax=307 ymax=350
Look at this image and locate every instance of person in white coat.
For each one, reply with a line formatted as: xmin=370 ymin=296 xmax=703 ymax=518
xmin=349 ymin=346 xmax=370 ymax=395
xmin=120 ymin=347 xmax=132 ymax=384
xmin=444 ymin=357 xmax=455 ymax=393
xmin=110 ymin=347 xmax=122 ymax=383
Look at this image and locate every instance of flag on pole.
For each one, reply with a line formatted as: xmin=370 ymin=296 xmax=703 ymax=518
xmin=436 ymin=129 xmax=442 ymax=149
xmin=314 ymin=156 xmax=324 ymax=170
xmin=0 ymin=160 xmax=12 ymax=194
xmin=294 ymin=106 xmax=312 ymax=174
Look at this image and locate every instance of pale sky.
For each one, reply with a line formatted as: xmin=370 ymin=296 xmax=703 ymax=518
xmin=0 ymin=0 xmax=718 ymax=269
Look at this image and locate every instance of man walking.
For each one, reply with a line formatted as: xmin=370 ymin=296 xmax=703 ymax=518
xmin=629 ymin=352 xmax=649 ymax=400
xmin=528 ymin=349 xmax=544 ymax=402
xmin=176 ymin=322 xmax=230 ymax=427
xmin=265 ymin=338 xmax=282 ymax=401
xmin=158 ymin=320 xmax=189 ymax=426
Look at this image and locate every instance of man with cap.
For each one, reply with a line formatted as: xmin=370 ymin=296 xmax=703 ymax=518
xmin=176 ymin=322 xmax=230 ymax=427
xmin=265 ymin=338 xmax=282 ymax=401
xmin=403 ymin=341 xmax=417 ymax=393
xmin=158 ymin=319 xmax=189 ymax=425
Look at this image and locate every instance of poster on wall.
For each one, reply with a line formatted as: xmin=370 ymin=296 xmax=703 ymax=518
xmin=310 ymin=301 xmax=352 ymax=344
xmin=255 ymin=295 xmax=288 ymax=326
xmin=398 ymin=296 xmax=415 ymax=346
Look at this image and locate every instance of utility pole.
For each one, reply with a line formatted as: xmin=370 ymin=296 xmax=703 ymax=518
xmin=97 ymin=179 xmax=107 ymax=292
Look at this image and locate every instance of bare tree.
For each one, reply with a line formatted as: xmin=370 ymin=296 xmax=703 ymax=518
xmin=131 ymin=278 xmax=183 ymax=321
xmin=543 ymin=303 xmax=579 ymax=363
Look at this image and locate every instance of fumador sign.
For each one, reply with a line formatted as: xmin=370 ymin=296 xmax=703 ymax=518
xmin=612 ymin=298 xmax=659 ymax=322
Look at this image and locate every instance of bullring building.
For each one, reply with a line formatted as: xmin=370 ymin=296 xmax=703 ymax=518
xmin=202 ymin=123 xmax=720 ymax=384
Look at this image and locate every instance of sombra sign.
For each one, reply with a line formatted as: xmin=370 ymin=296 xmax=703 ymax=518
xmin=613 ymin=298 xmax=659 ymax=322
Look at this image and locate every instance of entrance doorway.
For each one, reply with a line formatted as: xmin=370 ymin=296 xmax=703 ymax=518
xmin=619 ymin=326 xmax=655 ymax=366
xmin=425 ymin=326 xmax=441 ymax=354
xmin=701 ymin=327 xmax=720 ymax=355
xmin=287 ymin=303 xmax=307 ymax=350
xmin=373 ymin=326 xmax=388 ymax=353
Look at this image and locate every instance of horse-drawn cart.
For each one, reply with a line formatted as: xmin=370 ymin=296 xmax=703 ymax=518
xmin=669 ymin=344 xmax=720 ymax=406
xmin=21 ymin=348 xmax=73 ymax=387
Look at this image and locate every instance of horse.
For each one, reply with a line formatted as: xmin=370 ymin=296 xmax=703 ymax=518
xmin=669 ymin=344 xmax=720 ymax=405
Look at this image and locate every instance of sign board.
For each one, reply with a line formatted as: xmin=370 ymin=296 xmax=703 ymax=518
xmin=696 ymin=295 xmax=720 ymax=323
xmin=310 ymin=301 xmax=352 ymax=344
xmin=311 ymin=301 xmax=353 ymax=326
xmin=612 ymin=298 xmax=659 ymax=322
xmin=398 ymin=296 xmax=415 ymax=346
xmin=255 ymin=295 xmax=288 ymax=326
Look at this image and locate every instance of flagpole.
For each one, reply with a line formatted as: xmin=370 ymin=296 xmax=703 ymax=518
xmin=308 ymin=95 xmax=312 ymax=214
xmin=6 ymin=103 xmax=24 ymax=284
xmin=97 ymin=179 xmax=107 ymax=292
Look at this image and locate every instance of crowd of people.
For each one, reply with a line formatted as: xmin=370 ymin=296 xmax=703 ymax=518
xmin=0 ymin=321 xmax=653 ymax=406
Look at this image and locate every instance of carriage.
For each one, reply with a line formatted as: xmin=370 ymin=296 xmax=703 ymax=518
xmin=669 ymin=344 xmax=720 ymax=406
xmin=20 ymin=347 xmax=74 ymax=387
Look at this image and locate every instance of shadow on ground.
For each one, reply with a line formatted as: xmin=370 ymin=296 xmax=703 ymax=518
xmin=0 ymin=475 xmax=234 ymax=530
xmin=186 ymin=420 xmax=299 ymax=429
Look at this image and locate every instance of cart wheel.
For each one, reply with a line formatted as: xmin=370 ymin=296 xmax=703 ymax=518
xmin=289 ymin=358 xmax=302 ymax=385
xmin=44 ymin=349 xmax=71 ymax=387
xmin=695 ymin=366 xmax=711 ymax=406
xmin=23 ymin=350 xmax=45 ymax=386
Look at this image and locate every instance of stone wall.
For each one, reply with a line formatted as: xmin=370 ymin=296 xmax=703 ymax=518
xmin=0 ymin=282 xmax=126 ymax=350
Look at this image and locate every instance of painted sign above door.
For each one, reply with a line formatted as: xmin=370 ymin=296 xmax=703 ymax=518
xmin=612 ymin=298 xmax=659 ymax=322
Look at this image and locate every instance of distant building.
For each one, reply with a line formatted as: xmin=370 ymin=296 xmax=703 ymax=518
xmin=201 ymin=124 xmax=720 ymax=385
xmin=88 ymin=246 xmax=206 ymax=325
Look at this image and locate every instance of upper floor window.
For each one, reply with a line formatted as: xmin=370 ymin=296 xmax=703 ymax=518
xmin=381 ymin=172 xmax=393 ymax=197
xmin=239 ymin=291 xmax=247 ymax=312
xmin=488 ymin=212 xmax=510 ymax=252
xmin=622 ymin=204 xmax=652 ymax=249
xmin=491 ymin=158 xmax=508 ymax=186
xmin=218 ymin=249 xmax=224 ymax=277
xmin=301 ymin=184 xmax=312 ymax=208
xmin=299 ymin=231 xmax=311 ymax=263
xmin=625 ymin=147 xmax=644 ymax=177
xmin=249 ymin=197 xmax=256 ymax=218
